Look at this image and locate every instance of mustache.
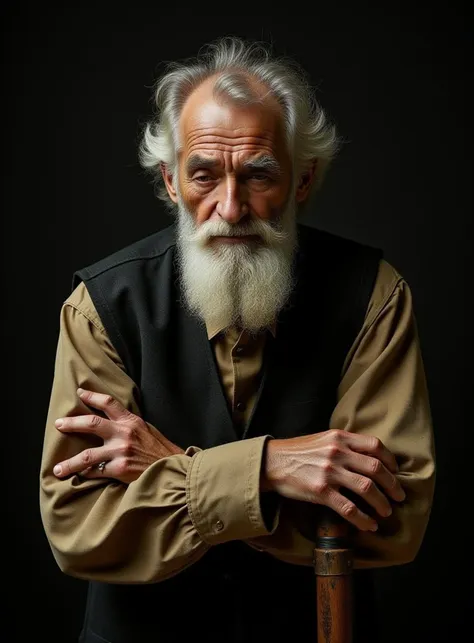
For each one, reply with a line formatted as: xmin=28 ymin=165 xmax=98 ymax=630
xmin=191 ymin=217 xmax=291 ymax=248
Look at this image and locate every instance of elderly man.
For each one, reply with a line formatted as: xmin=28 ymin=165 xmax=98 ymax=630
xmin=40 ymin=37 xmax=435 ymax=643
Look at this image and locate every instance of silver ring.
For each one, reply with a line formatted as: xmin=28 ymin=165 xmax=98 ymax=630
xmin=97 ymin=461 xmax=107 ymax=473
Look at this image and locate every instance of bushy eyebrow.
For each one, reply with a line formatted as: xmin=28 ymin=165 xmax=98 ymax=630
xmin=242 ymin=156 xmax=282 ymax=175
xmin=185 ymin=155 xmax=221 ymax=175
xmin=185 ymin=154 xmax=282 ymax=176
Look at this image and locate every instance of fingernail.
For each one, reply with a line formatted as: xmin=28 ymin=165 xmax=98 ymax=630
xmin=77 ymin=388 xmax=84 ymax=396
xmin=55 ymin=419 xmax=63 ymax=428
xmin=53 ymin=465 xmax=62 ymax=476
xmin=386 ymin=507 xmax=392 ymax=516
xmin=370 ymin=523 xmax=378 ymax=531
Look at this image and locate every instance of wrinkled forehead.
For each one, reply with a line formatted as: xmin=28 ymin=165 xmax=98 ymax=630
xmin=177 ymin=78 xmax=289 ymax=161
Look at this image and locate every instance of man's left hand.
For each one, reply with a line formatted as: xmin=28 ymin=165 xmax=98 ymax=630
xmin=53 ymin=388 xmax=185 ymax=483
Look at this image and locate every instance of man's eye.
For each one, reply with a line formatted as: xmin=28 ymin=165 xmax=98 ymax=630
xmin=194 ymin=175 xmax=213 ymax=183
xmin=250 ymin=174 xmax=270 ymax=181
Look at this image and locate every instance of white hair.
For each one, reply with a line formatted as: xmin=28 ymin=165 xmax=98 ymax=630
xmin=139 ymin=37 xmax=340 ymax=206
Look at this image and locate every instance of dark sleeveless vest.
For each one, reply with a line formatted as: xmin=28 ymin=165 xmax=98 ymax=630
xmin=73 ymin=222 xmax=383 ymax=643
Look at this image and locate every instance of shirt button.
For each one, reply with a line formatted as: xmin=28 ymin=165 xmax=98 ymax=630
xmin=235 ymin=346 xmax=245 ymax=355
xmin=215 ymin=520 xmax=224 ymax=532
xmin=236 ymin=402 xmax=246 ymax=412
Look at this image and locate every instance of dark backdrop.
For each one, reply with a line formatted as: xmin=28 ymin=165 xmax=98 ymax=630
xmin=3 ymin=3 xmax=471 ymax=642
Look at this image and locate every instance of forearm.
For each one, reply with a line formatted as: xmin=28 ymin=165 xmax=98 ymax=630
xmin=40 ymin=447 xmax=205 ymax=583
xmin=40 ymin=289 xmax=279 ymax=583
xmin=250 ymin=266 xmax=436 ymax=569
xmin=41 ymin=432 xmax=279 ymax=584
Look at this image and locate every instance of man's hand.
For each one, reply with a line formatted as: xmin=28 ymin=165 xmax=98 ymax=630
xmin=53 ymin=388 xmax=184 ymax=483
xmin=261 ymin=429 xmax=406 ymax=532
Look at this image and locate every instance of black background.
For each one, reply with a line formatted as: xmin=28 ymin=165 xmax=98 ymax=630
xmin=3 ymin=3 xmax=471 ymax=642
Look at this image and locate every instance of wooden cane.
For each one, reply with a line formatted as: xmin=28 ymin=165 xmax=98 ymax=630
xmin=314 ymin=506 xmax=353 ymax=643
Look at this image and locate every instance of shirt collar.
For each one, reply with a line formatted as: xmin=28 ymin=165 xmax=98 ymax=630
xmin=206 ymin=320 xmax=277 ymax=340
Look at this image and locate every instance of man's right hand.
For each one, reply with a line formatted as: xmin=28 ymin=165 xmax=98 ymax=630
xmin=261 ymin=429 xmax=406 ymax=532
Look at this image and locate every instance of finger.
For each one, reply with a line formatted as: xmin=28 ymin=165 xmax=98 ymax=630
xmin=79 ymin=465 xmax=112 ymax=480
xmin=350 ymin=452 xmax=406 ymax=502
xmin=55 ymin=414 xmax=113 ymax=438
xmin=53 ymin=447 xmax=111 ymax=478
xmin=79 ymin=459 xmax=129 ymax=483
xmin=77 ymin=388 xmax=131 ymax=422
xmin=324 ymin=488 xmax=379 ymax=532
xmin=342 ymin=470 xmax=393 ymax=518
xmin=345 ymin=433 xmax=399 ymax=475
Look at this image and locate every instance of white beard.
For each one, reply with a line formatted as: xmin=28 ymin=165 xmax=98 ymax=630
xmin=175 ymin=199 xmax=298 ymax=334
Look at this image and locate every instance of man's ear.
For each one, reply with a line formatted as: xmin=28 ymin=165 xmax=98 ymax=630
xmin=161 ymin=163 xmax=179 ymax=204
xmin=295 ymin=160 xmax=318 ymax=203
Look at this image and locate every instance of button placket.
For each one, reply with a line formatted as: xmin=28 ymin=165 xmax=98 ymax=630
xmin=231 ymin=335 xmax=243 ymax=411
xmin=232 ymin=331 xmax=254 ymax=418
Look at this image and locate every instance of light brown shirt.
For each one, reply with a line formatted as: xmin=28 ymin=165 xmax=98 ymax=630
xmin=39 ymin=258 xmax=436 ymax=583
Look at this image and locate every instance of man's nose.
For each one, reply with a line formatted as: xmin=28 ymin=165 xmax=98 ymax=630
xmin=215 ymin=178 xmax=248 ymax=223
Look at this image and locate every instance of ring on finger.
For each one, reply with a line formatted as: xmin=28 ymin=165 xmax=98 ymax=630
xmin=97 ymin=461 xmax=107 ymax=473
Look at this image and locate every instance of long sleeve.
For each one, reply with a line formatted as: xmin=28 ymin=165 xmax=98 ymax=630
xmin=333 ymin=263 xmax=436 ymax=568
xmin=39 ymin=283 xmax=278 ymax=584
xmin=246 ymin=260 xmax=436 ymax=569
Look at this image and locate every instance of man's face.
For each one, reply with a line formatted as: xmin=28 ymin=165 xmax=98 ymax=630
xmin=162 ymin=77 xmax=311 ymax=332
xmin=165 ymin=77 xmax=294 ymax=241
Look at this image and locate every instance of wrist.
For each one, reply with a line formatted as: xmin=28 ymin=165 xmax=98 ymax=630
xmin=260 ymin=438 xmax=283 ymax=492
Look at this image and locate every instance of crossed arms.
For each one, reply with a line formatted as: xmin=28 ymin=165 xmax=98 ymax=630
xmin=39 ymin=263 xmax=436 ymax=583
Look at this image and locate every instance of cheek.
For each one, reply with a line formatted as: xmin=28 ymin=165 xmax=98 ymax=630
xmin=248 ymin=189 xmax=289 ymax=220
xmin=180 ymin=185 xmax=215 ymax=223
xmin=249 ymin=199 xmax=273 ymax=220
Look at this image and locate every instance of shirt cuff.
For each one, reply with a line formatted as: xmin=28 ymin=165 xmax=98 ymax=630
xmin=186 ymin=435 xmax=279 ymax=545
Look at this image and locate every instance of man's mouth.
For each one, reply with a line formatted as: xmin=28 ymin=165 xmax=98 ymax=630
xmin=210 ymin=235 xmax=261 ymax=244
